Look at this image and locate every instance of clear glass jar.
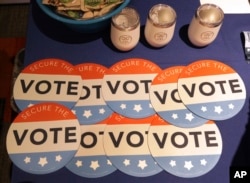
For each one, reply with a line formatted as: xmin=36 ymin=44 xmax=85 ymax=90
xmin=111 ymin=7 xmax=140 ymax=51
xmin=144 ymin=4 xmax=176 ymax=47
xmin=188 ymin=4 xmax=224 ymax=47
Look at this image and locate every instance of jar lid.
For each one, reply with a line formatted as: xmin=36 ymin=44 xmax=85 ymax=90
xmin=112 ymin=7 xmax=140 ymax=31
xmin=196 ymin=4 xmax=224 ymax=27
xmin=148 ymin=4 xmax=176 ymax=28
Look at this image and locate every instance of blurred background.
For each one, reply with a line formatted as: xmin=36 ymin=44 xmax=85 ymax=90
xmin=0 ymin=1 xmax=29 ymax=183
xmin=0 ymin=1 xmax=29 ymax=37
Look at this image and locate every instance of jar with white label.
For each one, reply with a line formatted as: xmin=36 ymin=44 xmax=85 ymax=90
xmin=111 ymin=7 xmax=140 ymax=51
xmin=188 ymin=4 xmax=224 ymax=47
xmin=144 ymin=4 xmax=176 ymax=48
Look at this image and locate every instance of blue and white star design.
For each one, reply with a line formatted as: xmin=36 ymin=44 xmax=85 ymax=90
xmin=9 ymin=151 xmax=77 ymax=174
xmin=148 ymin=120 xmax=223 ymax=178
xmin=102 ymin=74 xmax=158 ymax=118
xmin=6 ymin=110 xmax=81 ymax=175
xmin=184 ymin=100 xmax=245 ymax=120
xmin=72 ymin=105 xmax=113 ymax=125
xmin=178 ymin=72 xmax=246 ymax=121
xmin=107 ymin=100 xmax=155 ymax=118
xmin=73 ymin=79 xmax=113 ymax=124
xmin=15 ymin=100 xmax=76 ymax=111
xmin=108 ymin=155 xmax=162 ymax=177
xmin=158 ymin=109 xmax=207 ymax=128
xmin=66 ymin=156 xmax=116 ymax=178
xmin=150 ymin=82 xmax=207 ymax=128
xmin=66 ymin=124 xmax=117 ymax=178
xmin=154 ymin=155 xmax=221 ymax=178
xmin=13 ymin=73 xmax=82 ymax=111
xmin=103 ymin=122 xmax=162 ymax=177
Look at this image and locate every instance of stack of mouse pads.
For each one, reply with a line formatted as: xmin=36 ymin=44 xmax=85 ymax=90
xmin=7 ymin=57 xmax=246 ymax=178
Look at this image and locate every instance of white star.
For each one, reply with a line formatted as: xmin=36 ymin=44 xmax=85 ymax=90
xmin=71 ymin=110 xmax=76 ymax=114
xmin=200 ymin=159 xmax=207 ymax=166
xmin=99 ymin=108 xmax=105 ymax=114
xmin=24 ymin=157 xmax=31 ymax=164
xmin=214 ymin=106 xmax=223 ymax=114
xmin=83 ymin=110 xmax=92 ymax=118
xmin=55 ymin=155 xmax=62 ymax=162
xmin=134 ymin=104 xmax=142 ymax=112
xmin=201 ymin=106 xmax=207 ymax=112
xmin=28 ymin=103 xmax=34 ymax=107
xmin=90 ymin=161 xmax=100 ymax=171
xmin=75 ymin=160 xmax=83 ymax=167
xmin=120 ymin=104 xmax=126 ymax=109
xmin=38 ymin=157 xmax=48 ymax=167
xmin=185 ymin=113 xmax=194 ymax=122
xmin=228 ymin=103 xmax=234 ymax=110
xmin=184 ymin=161 xmax=193 ymax=170
xmin=107 ymin=159 xmax=112 ymax=166
xmin=149 ymin=103 xmax=153 ymax=108
xmin=138 ymin=160 xmax=148 ymax=170
xmin=169 ymin=160 xmax=176 ymax=167
xmin=172 ymin=113 xmax=178 ymax=119
xmin=123 ymin=159 xmax=130 ymax=166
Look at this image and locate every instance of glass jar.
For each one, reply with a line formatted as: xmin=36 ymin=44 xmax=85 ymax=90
xmin=188 ymin=4 xmax=224 ymax=47
xmin=111 ymin=7 xmax=140 ymax=51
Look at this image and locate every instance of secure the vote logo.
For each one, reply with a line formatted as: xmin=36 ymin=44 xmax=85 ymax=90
xmin=177 ymin=60 xmax=246 ymax=120
xmin=13 ymin=58 xmax=82 ymax=111
xmin=103 ymin=113 xmax=162 ymax=177
xmin=148 ymin=116 xmax=222 ymax=178
xmin=6 ymin=103 xmax=81 ymax=174
xmin=72 ymin=63 xmax=113 ymax=124
xmin=150 ymin=66 xmax=207 ymax=128
xmin=101 ymin=58 xmax=162 ymax=118
xmin=66 ymin=117 xmax=116 ymax=178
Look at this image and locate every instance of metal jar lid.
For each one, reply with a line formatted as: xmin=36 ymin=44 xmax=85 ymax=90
xmin=148 ymin=4 xmax=176 ymax=28
xmin=195 ymin=4 xmax=224 ymax=28
xmin=112 ymin=7 xmax=140 ymax=31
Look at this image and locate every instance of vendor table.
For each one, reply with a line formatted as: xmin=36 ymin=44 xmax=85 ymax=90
xmin=11 ymin=0 xmax=250 ymax=182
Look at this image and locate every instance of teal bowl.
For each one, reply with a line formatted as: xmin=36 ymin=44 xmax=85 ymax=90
xmin=36 ymin=0 xmax=131 ymax=33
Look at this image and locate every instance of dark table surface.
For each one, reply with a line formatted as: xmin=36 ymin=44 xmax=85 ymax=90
xmin=11 ymin=0 xmax=250 ymax=182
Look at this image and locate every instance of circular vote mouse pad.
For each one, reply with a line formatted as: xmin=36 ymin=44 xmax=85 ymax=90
xmin=6 ymin=102 xmax=81 ymax=174
xmin=66 ymin=117 xmax=117 ymax=178
xmin=177 ymin=60 xmax=246 ymax=120
xmin=148 ymin=116 xmax=222 ymax=178
xmin=72 ymin=63 xmax=113 ymax=125
xmin=101 ymin=58 xmax=162 ymax=118
xmin=13 ymin=58 xmax=82 ymax=111
xmin=103 ymin=113 xmax=162 ymax=177
xmin=150 ymin=66 xmax=207 ymax=128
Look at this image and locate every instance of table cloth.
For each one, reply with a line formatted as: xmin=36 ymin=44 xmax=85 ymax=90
xmin=11 ymin=0 xmax=250 ymax=182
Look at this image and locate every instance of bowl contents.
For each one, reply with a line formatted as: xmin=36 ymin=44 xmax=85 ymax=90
xmin=42 ymin=0 xmax=124 ymax=20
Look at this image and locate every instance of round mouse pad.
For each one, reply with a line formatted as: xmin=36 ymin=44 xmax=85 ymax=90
xmin=148 ymin=115 xmax=222 ymax=178
xmin=101 ymin=58 xmax=162 ymax=118
xmin=72 ymin=63 xmax=113 ymax=125
xmin=66 ymin=117 xmax=117 ymax=178
xmin=103 ymin=113 xmax=162 ymax=177
xmin=177 ymin=60 xmax=246 ymax=120
xmin=150 ymin=66 xmax=207 ymax=128
xmin=6 ymin=102 xmax=81 ymax=174
xmin=13 ymin=58 xmax=82 ymax=111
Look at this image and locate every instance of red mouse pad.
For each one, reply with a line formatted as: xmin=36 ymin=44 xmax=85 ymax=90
xmin=72 ymin=63 xmax=113 ymax=124
xmin=13 ymin=58 xmax=82 ymax=111
xmin=148 ymin=116 xmax=222 ymax=178
xmin=66 ymin=116 xmax=117 ymax=178
xmin=6 ymin=102 xmax=81 ymax=174
xmin=178 ymin=60 xmax=246 ymax=120
xmin=150 ymin=66 xmax=207 ymax=128
xmin=102 ymin=58 xmax=162 ymax=118
xmin=103 ymin=113 xmax=162 ymax=177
